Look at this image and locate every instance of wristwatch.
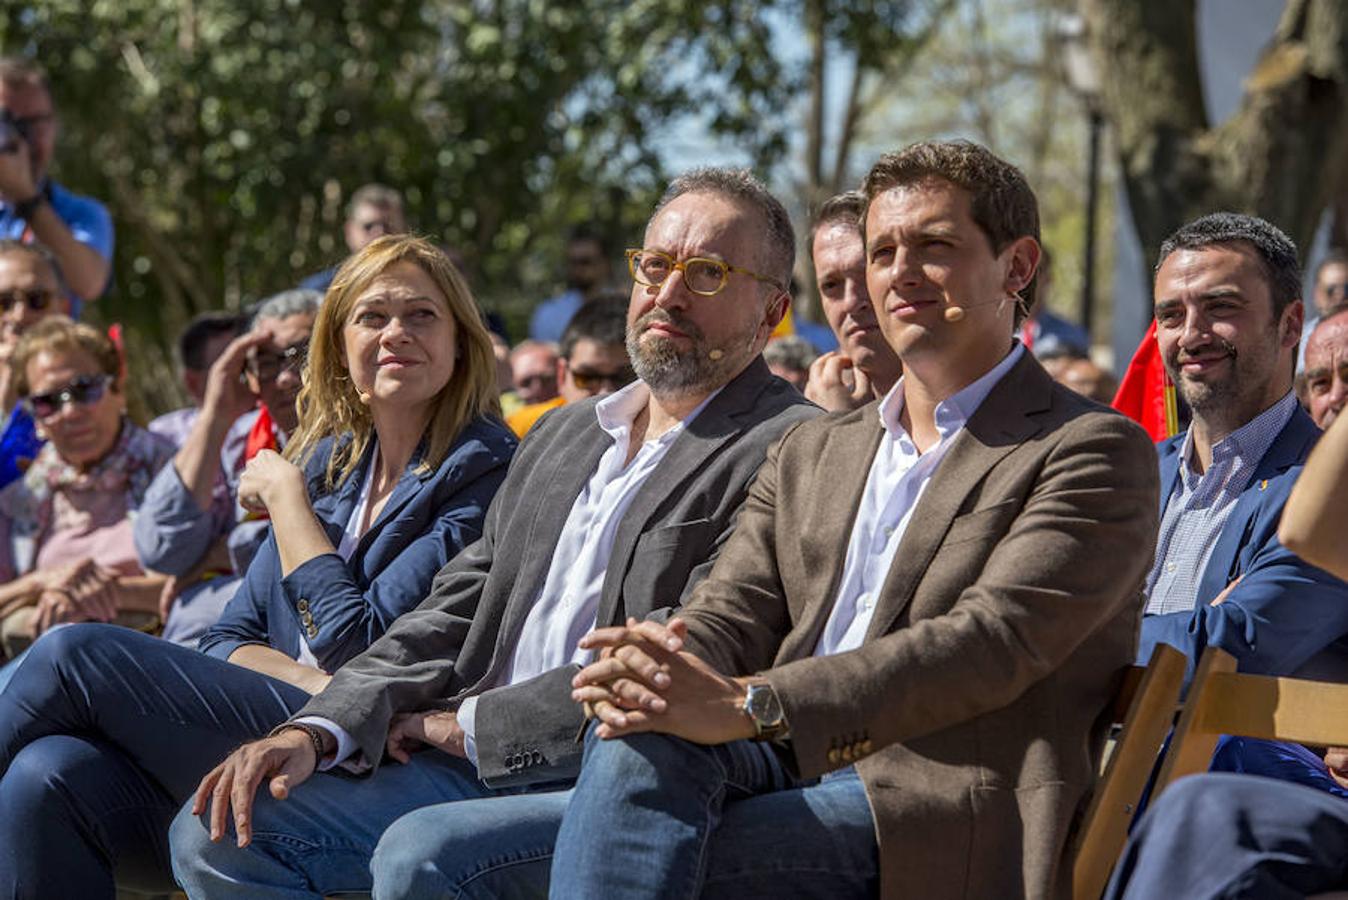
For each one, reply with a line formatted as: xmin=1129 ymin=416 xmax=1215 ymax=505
xmin=13 ymin=188 xmax=46 ymax=221
xmin=742 ymin=680 xmax=789 ymax=742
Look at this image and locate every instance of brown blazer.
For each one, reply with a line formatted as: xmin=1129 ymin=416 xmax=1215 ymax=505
xmin=678 ymin=352 xmax=1160 ymax=900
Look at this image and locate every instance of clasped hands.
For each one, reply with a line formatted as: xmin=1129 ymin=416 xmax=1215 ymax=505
xmin=570 ymin=617 xmax=756 ymax=745
xmin=29 ymin=558 xmax=121 ymax=634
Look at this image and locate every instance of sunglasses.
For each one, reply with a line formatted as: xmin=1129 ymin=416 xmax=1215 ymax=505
xmin=22 ymin=374 xmax=113 ymax=420
xmin=0 ymin=288 xmax=54 ymax=313
xmin=570 ymin=367 xmax=636 ymax=393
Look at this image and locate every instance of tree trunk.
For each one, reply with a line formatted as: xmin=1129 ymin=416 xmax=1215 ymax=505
xmin=1082 ymin=0 xmax=1348 ymax=261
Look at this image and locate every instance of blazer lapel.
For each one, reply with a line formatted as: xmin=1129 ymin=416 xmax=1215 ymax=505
xmin=593 ymin=359 xmax=775 ymax=627
xmin=1198 ymin=407 xmax=1317 ymax=596
xmin=773 ymin=411 xmax=883 ymax=662
xmin=862 ymin=354 xmax=1055 ymax=642
xmin=1156 ymin=438 xmax=1182 ymax=519
xmin=491 ymin=412 xmax=612 ymax=657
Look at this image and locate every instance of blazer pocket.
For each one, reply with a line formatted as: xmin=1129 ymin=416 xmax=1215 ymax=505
xmin=942 ymin=499 xmax=1019 ymax=548
xmin=623 ymin=519 xmax=717 ymax=613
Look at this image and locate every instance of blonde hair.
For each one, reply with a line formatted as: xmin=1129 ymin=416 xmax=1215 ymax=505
xmin=12 ymin=316 xmax=120 ymax=397
xmin=285 ymin=235 xmax=501 ymax=491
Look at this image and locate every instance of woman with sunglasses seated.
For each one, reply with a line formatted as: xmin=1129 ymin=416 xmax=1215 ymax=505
xmin=0 ymin=240 xmax=71 ymax=490
xmin=0 ymin=235 xmax=517 ymax=898
xmin=0 ymin=316 xmax=176 ymax=661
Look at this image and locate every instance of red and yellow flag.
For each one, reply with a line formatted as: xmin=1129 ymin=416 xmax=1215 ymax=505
xmin=1111 ymin=320 xmax=1180 ymax=441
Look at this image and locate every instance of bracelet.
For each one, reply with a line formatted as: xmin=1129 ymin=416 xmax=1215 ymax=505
xmin=272 ymin=721 xmax=328 ymax=766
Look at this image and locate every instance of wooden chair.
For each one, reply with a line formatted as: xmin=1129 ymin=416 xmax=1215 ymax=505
xmin=1071 ymin=643 xmax=1187 ymax=900
xmin=1152 ymin=646 xmax=1348 ymax=798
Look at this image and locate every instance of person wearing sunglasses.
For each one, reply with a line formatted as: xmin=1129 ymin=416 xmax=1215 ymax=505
xmin=133 ymin=289 xmax=321 ymax=648
xmin=0 ymin=240 xmax=68 ymax=490
xmin=506 ymin=295 xmax=634 ymax=437
xmin=0 ymin=58 xmax=113 ymax=308
xmin=0 ymin=235 xmax=516 ymax=897
xmin=0 ymin=316 xmax=175 ymax=660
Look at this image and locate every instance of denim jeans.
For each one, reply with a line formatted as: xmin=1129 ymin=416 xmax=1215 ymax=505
xmin=169 ymin=750 xmax=520 ymax=899
xmin=548 ymin=725 xmax=878 ymax=900
xmin=0 ymin=623 xmax=312 ymax=898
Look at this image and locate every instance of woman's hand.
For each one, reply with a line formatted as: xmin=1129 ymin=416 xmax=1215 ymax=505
xmin=237 ymin=449 xmax=307 ymax=515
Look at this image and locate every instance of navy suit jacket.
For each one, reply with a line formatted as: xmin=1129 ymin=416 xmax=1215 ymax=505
xmin=199 ymin=416 xmax=516 ymax=672
xmin=1138 ymin=405 xmax=1348 ymax=681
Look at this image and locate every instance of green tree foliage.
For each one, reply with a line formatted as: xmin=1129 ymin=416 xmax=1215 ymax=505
xmin=1 ymin=0 xmax=834 ymax=412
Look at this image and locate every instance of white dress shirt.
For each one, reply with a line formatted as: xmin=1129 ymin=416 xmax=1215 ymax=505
xmin=813 ymin=342 xmax=1025 ymax=657
xmin=304 ymin=380 xmax=717 ymax=770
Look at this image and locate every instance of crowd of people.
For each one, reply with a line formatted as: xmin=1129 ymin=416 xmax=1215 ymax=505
xmin=2 ymin=49 xmax=1348 ymax=900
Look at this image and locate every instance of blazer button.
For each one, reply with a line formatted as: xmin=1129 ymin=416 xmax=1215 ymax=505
xmin=827 ymin=748 xmax=841 ymax=766
xmin=840 ymin=745 xmax=854 ymax=762
xmin=503 ymin=757 xmax=513 ymax=770
xmin=859 ymin=740 xmax=873 ymax=755
xmin=532 ymin=750 xmax=543 ymax=764
xmin=297 ymin=599 xmax=310 ymax=613
xmin=306 ymin=624 xmax=318 ymax=639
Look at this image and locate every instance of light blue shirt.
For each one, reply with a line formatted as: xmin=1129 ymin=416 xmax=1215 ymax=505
xmin=814 ymin=342 xmax=1026 ymax=656
xmin=1145 ymin=390 xmax=1298 ymax=615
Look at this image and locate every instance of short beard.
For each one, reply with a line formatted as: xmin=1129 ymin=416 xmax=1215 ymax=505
xmin=1164 ymin=339 xmax=1240 ymax=418
xmin=627 ymin=309 xmax=750 ymax=396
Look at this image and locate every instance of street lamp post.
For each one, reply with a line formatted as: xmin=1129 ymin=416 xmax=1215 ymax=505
xmin=1055 ymin=13 xmax=1103 ymax=343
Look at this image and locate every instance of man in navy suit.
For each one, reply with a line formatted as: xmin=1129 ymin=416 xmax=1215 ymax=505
xmin=1137 ymin=212 xmax=1348 ymax=682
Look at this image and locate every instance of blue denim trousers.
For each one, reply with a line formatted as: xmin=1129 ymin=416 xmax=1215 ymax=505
xmin=545 ymin=724 xmax=878 ymax=900
xmin=0 ymin=623 xmax=312 ymax=898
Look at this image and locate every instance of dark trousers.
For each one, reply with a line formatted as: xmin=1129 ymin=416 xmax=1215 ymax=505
xmin=0 ymin=624 xmax=311 ymax=899
xmin=1104 ymin=773 xmax=1348 ymax=899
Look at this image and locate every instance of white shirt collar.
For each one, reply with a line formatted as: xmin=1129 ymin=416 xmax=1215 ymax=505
xmin=876 ymin=341 xmax=1026 ymax=441
xmin=594 ymin=380 xmax=724 ymax=445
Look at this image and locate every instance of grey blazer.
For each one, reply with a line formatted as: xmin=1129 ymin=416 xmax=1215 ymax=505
xmin=294 ymin=357 xmax=818 ymax=785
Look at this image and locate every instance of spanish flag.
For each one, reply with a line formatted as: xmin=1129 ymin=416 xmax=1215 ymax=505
xmin=1111 ymin=321 xmax=1180 ymax=441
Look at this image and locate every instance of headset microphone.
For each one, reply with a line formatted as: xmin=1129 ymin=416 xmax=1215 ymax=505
xmin=943 ymin=307 xmax=966 ymax=323
xmin=941 ymin=294 xmax=1018 ymax=323
xmin=357 ymin=388 xmax=372 ymax=404
xmin=708 ymin=349 xmax=724 ymax=361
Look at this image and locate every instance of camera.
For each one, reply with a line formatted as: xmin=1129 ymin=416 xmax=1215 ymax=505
xmin=0 ymin=109 xmax=33 ymax=155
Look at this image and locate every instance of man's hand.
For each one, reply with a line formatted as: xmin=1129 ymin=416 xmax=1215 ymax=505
xmin=0 ymin=138 xmax=37 ymax=203
xmin=201 ymin=330 xmax=270 ymax=427
xmin=804 ymin=352 xmax=871 ymax=412
xmin=1325 ymin=747 xmax=1348 ymax=791
xmin=571 ymin=618 xmax=756 ymax=745
xmin=386 ymin=710 xmax=467 ymax=763
xmin=191 ymin=729 xmax=325 ymax=848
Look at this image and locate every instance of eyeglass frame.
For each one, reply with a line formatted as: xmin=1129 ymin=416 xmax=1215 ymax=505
xmin=22 ymin=373 xmax=115 ymax=420
xmin=246 ymin=340 xmax=309 ymax=381
xmin=625 ymin=248 xmax=783 ymax=297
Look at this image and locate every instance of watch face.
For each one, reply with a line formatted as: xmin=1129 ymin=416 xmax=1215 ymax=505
xmin=747 ymin=684 xmax=783 ymax=727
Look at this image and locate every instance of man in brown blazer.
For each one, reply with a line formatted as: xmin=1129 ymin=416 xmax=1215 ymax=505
xmin=544 ymin=140 xmax=1161 ymax=900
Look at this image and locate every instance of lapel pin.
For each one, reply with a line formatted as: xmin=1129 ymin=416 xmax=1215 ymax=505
xmin=1258 ymin=479 xmax=1268 ymax=491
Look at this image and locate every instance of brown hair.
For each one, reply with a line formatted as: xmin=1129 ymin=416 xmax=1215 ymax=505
xmin=807 ymin=190 xmax=865 ymax=250
xmin=12 ymin=316 xmax=120 ymax=397
xmin=285 ymin=234 xmax=501 ymax=490
xmin=861 ymin=141 xmax=1041 ymax=325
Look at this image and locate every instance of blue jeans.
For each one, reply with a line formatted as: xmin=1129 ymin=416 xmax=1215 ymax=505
xmin=169 ymin=750 xmax=518 ymax=899
xmin=548 ymin=725 xmax=878 ymax=900
xmin=1105 ymin=773 xmax=1348 ymax=898
xmin=0 ymin=623 xmax=312 ymax=898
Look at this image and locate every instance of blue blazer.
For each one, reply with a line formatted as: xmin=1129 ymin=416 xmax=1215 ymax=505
xmin=1138 ymin=406 xmax=1348 ymax=681
xmin=199 ymin=416 xmax=516 ymax=672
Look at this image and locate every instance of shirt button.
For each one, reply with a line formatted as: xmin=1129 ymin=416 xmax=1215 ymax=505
xmin=883 ymin=526 xmax=895 ymax=539
xmin=1166 ymin=563 xmax=1176 ymax=573
xmin=860 ymin=593 xmax=874 ymax=610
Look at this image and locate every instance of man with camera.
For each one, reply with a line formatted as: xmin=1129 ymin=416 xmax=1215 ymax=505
xmin=0 ymin=58 xmax=112 ymax=308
